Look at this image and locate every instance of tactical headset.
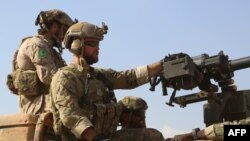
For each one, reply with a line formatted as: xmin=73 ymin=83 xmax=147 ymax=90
xmin=35 ymin=9 xmax=74 ymax=32
xmin=64 ymin=22 xmax=108 ymax=55
xmin=69 ymin=38 xmax=83 ymax=55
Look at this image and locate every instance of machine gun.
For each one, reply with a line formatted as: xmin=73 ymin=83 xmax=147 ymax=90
xmin=149 ymin=51 xmax=250 ymax=125
xmin=149 ymin=51 xmax=250 ymax=126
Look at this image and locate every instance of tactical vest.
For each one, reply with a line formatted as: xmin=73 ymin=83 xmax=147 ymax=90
xmin=51 ymin=65 xmax=122 ymax=140
xmin=6 ymin=35 xmax=66 ymax=96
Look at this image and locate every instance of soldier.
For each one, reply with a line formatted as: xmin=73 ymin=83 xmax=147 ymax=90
xmin=111 ymin=96 xmax=165 ymax=141
xmin=168 ymin=117 xmax=250 ymax=141
xmin=118 ymin=96 xmax=149 ymax=128
xmin=7 ymin=9 xmax=75 ymax=114
xmin=50 ymin=22 xmax=163 ymax=141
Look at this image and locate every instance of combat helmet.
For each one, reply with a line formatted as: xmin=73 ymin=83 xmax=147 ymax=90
xmin=35 ymin=9 xmax=74 ymax=31
xmin=119 ymin=96 xmax=148 ymax=111
xmin=64 ymin=22 xmax=108 ymax=55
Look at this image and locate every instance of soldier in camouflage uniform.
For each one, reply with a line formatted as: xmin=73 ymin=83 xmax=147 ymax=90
xmin=168 ymin=117 xmax=250 ymax=141
xmin=50 ymin=22 xmax=163 ymax=141
xmin=111 ymin=96 xmax=164 ymax=141
xmin=7 ymin=9 xmax=75 ymax=114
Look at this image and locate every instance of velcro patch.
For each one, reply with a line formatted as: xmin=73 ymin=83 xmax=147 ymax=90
xmin=38 ymin=48 xmax=49 ymax=59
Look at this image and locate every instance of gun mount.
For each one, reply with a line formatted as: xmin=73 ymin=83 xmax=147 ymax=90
xmin=149 ymin=51 xmax=250 ymax=107
xmin=149 ymin=51 xmax=250 ymax=127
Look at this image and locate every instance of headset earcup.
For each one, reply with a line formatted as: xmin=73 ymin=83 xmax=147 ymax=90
xmin=70 ymin=39 xmax=82 ymax=55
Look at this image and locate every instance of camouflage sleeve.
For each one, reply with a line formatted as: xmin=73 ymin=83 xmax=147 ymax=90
xmin=51 ymin=70 xmax=93 ymax=139
xmin=30 ymin=44 xmax=58 ymax=85
xmin=204 ymin=117 xmax=250 ymax=140
xmin=96 ymin=65 xmax=149 ymax=89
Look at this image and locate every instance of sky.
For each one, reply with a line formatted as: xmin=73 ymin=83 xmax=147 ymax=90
xmin=0 ymin=0 xmax=250 ymax=138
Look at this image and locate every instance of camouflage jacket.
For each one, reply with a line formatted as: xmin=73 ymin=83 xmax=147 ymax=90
xmin=50 ymin=63 xmax=149 ymax=139
xmin=15 ymin=35 xmax=66 ymax=114
xmin=204 ymin=117 xmax=250 ymax=140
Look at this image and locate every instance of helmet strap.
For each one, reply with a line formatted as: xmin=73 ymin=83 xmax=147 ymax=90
xmin=79 ymin=56 xmax=89 ymax=68
xmin=51 ymin=36 xmax=63 ymax=53
xmin=80 ymin=43 xmax=85 ymax=61
xmin=52 ymin=24 xmax=66 ymax=53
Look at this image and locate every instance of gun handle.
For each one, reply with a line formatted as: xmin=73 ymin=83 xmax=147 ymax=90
xmin=149 ymin=76 xmax=157 ymax=91
xmin=166 ymin=89 xmax=177 ymax=107
xmin=149 ymin=86 xmax=155 ymax=91
xmin=162 ymin=81 xmax=168 ymax=96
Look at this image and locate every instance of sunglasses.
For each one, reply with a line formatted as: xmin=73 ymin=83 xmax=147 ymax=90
xmin=84 ymin=41 xmax=99 ymax=47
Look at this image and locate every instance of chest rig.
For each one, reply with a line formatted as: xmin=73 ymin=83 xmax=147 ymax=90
xmin=81 ymin=67 xmax=116 ymax=105
xmin=56 ymin=65 xmax=121 ymax=138
xmin=89 ymin=68 xmax=122 ymax=137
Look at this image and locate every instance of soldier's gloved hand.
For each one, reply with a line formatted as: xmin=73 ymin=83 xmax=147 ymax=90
xmin=81 ymin=127 xmax=96 ymax=141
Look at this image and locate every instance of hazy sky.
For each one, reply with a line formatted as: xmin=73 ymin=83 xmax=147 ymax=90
xmin=1 ymin=0 xmax=250 ymax=138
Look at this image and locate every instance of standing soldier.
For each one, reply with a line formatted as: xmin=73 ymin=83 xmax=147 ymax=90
xmin=50 ymin=22 xmax=163 ymax=141
xmin=7 ymin=9 xmax=75 ymax=114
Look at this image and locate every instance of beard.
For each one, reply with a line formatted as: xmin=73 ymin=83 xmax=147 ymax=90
xmin=84 ymin=55 xmax=98 ymax=65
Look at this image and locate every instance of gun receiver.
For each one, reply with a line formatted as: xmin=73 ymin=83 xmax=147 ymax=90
xmin=149 ymin=51 xmax=250 ymax=107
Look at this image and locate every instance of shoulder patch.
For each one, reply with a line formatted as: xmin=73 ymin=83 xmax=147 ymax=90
xmin=38 ymin=48 xmax=49 ymax=59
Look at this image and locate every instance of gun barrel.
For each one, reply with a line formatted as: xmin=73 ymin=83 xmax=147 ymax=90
xmin=230 ymin=56 xmax=250 ymax=71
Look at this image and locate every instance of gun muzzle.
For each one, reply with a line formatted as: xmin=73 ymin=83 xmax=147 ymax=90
xmin=230 ymin=56 xmax=250 ymax=71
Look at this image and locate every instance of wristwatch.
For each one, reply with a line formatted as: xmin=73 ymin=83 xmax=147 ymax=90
xmin=192 ymin=128 xmax=200 ymax=140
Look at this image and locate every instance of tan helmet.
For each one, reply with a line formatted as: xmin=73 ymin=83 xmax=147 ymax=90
xmin=119 ymin=96 xmax=148 ymax=111
xmin=64 ymin=22 xmax=108 ymax=55
xmin=35 ymin=9 xmax=74 ymax=30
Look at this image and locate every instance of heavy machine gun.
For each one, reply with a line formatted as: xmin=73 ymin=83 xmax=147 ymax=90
xmin=149 ymin=51 xmax=250 ymax=126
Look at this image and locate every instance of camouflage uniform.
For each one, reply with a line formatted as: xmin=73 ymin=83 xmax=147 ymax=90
xmin=204 ymin=117 xmax=250 ymax=140
xmin=50 ymin=21 xmax=164 ymax=140
xmin=111 ymin=96 xmax=165 ymax=141
xmin=16 ymin=35 xmax=66 ymax=114
xmin=50 ymin=63 xmax=149 ymax=140
xmin=6 ymin=9 xmax=74 ymax=115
